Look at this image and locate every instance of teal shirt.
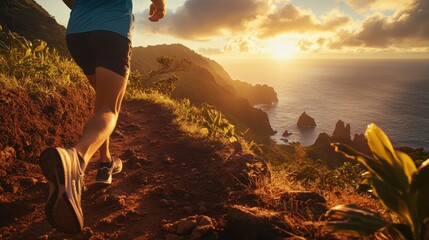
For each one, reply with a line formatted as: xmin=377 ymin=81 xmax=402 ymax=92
xmin=67 ymin=0 xmax=134 ymax=40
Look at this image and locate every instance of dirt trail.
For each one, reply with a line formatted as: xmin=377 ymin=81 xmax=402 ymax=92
xmin=1 ymin=100 xmax=247 ymax=239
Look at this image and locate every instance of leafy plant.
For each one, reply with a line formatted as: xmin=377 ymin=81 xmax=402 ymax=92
xmin=0 ymin=25 xmax=83 ymax=87
xmin=202 ymin=106 xmax=238 ymax=143
xmin=128 ymin=56 xmax=190 ymax=95
xmin=324 ymin=123 xmax=429 ymax=240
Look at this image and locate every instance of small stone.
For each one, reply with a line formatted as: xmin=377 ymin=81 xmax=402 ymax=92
xmin=177 ymin=219 xmax=197 ymax=235
xmin=162 ymin=223 xmax=177 ymax=233
xmin=191 ymin=225 xmax=216 ymax=240
xmin=163 ymin=156 xmax=175 ymax=165
xmin=20 ymin=177 xmax=38 ymax=187
xmin=11 ymin=184 xmax=19 ymax=194
xmin=198 ymin=206 xmax=208 ymax=214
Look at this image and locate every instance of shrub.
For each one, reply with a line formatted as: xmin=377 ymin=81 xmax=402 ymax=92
xmin=324 ymin=123 xmax=429 ymax=240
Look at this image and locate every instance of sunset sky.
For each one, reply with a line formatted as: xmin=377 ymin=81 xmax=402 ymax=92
xmin=36 ymin=0 xmax=429 ymax=60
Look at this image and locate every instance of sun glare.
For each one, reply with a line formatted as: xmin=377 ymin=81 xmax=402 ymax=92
xmin=266 ymin=38 xmax=299 ymax=60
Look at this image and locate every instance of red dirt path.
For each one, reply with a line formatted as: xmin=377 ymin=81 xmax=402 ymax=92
xmin=0 ymin=99 xmax=250 ymax=239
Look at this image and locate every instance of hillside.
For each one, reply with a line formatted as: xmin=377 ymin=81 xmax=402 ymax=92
xmin=132 ymin=44 xmax=277 ymax=138
xmin=0 ymin=0 xmax=277 ymax=138
xmin=0 ymin=0 xmax=69 ymax=56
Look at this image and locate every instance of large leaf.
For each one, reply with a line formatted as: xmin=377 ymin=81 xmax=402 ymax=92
xmin=324 ymin=204 xmax=387 ymax=236
xmin=365 ymin=124 xmax=412 ymax=191
xmin=368 ymin=172 xmax=412 ymax=226
xmin=395 ymin=150 xmax=417 ymax=184
xmin=332 ymin=143 xmax=404 ymax=191
xmin=410 ymin=159 xmax=429 ymax=222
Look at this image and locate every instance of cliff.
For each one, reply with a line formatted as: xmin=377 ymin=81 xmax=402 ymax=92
xmin=131 ymin=44 xmax=276 ymax=137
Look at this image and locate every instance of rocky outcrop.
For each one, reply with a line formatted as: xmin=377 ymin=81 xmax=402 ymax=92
xmin=332 ymin=120 xmax=351 ymax=141
xmin=229 ymin=98 xmax=276 ymax=136
xmin=312 ymin=120 xmax=371 ymax=162
xmin=282 ymin=130 xmax=292 ymax=137
xmin=297 ymin=112 xmax=316 ymax=128
xmin=230 ymin=80 xmax=278 ymax=105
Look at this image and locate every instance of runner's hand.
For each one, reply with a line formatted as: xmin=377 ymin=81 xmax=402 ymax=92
xmin=148 ymin=0 xmax=166 ymax=22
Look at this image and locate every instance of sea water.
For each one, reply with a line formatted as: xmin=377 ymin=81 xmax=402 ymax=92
xmin=221 ymin=58 xmax=429 ymax=150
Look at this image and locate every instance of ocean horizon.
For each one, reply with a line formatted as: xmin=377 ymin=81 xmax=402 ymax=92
xmin=220 ymin=58 xmax=429 ymax=150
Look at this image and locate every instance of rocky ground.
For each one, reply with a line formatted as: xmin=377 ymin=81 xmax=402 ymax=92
xmin=1 ymin=98 xmax=332 ymax=239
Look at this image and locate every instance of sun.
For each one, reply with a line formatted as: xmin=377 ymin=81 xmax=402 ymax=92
xmin=266 ymin=38 xmax=299 ymax=60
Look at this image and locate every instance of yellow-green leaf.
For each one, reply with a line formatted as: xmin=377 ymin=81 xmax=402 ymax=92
xmin=395 ymin=150 xmax=417 ymax=184
xmin=410 ymin=159 xmax=429 ymax=222
xmin=332 ymin=143 xmax=403 ymax=190
xmin=324 ymin=204 xmax=387 ymax=236
xmin=370 ymin=172 xmax=412 ymax=226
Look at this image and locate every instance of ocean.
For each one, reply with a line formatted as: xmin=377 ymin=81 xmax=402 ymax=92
xmin=220 ymin=58 xmax=429 ymax=150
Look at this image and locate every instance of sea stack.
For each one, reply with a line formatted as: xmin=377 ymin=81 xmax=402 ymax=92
xmin=297 ymin=112 xmax=317 ymax=128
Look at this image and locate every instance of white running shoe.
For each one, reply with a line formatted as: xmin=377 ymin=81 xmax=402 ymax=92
xmin=39 ymin=147 xmax=84 ymax=234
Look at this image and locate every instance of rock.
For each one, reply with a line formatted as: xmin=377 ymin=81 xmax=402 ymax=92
xmin=177 ymin=219 xmax=198 ymax=235
xmin=163 ymin=156 xmax=175 ymax=165
xmin=191 ymin=224 xmax=216 ymax=240
xmin=282 ymin=130 xmax=292 ymax=137
xmin=353 ymin=133 xmax=371 ymax=155
xmin=198 ymin=206 xmax=208 ymax=214
xmin=166 ymin=216 xmax=217 ymax=240
xmin=19 ymin=177 xmax=38 ymax=187
xmin=332 ymin=120 xmax=351 ymax=141
xmin=224 ymin=205 xmax=290 ymax=239
xmin=0 ymin=147 xmax=16 ymax=171
xmin=297 ymin=112 xmax=316 ymax=128
xmin=313 ymin=132 xmax=331 ymax=146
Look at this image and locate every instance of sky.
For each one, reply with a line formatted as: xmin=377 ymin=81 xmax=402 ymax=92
xmin=36 ymin=0 xmax=429 ymax=60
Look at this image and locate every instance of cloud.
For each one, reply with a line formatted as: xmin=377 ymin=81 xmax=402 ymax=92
xmin=258 ymin=5 xmax=352 ymax=38
xmin=224 ymin=37 xmax=261 ymax=53
xmin=346 ymin=0 xmax=413 ymax=12
xmin=329 ymin=0 xmax=429 ymax=48
xmin=136 ymin=0 xmax=268 ymax=40
xmin=197 ymin=48 xmax=224 ymax=55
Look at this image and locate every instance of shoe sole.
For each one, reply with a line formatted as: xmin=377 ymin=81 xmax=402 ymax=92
xmin=39 ymin=147 xmax=82 ymax=234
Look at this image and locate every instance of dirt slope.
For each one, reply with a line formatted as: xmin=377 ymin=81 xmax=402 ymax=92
xmin=0 ymin=99 xmax=271 ymax=239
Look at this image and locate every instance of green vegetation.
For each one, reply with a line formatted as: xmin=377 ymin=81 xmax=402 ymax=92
xmin=128 ymin=56 xmax=191 ymax=96
xmin=324 ymin=123 xmax=429 ymax=240
xmin=0 ymin=25 xmax=86 ymax=95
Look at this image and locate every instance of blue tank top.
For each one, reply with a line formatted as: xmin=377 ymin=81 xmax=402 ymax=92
xmin=66 ymin=0 xmax=134 ymax=40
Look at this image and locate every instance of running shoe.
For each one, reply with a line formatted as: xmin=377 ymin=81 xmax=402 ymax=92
xmin=95 ymin=157 xmax=123 ymax=184
xmin=39 ymin=147 xmax=84 ymax=234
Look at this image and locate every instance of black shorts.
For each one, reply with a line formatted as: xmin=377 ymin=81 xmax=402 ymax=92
xmin=66 ymin=31 xmax=132 ymax=78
